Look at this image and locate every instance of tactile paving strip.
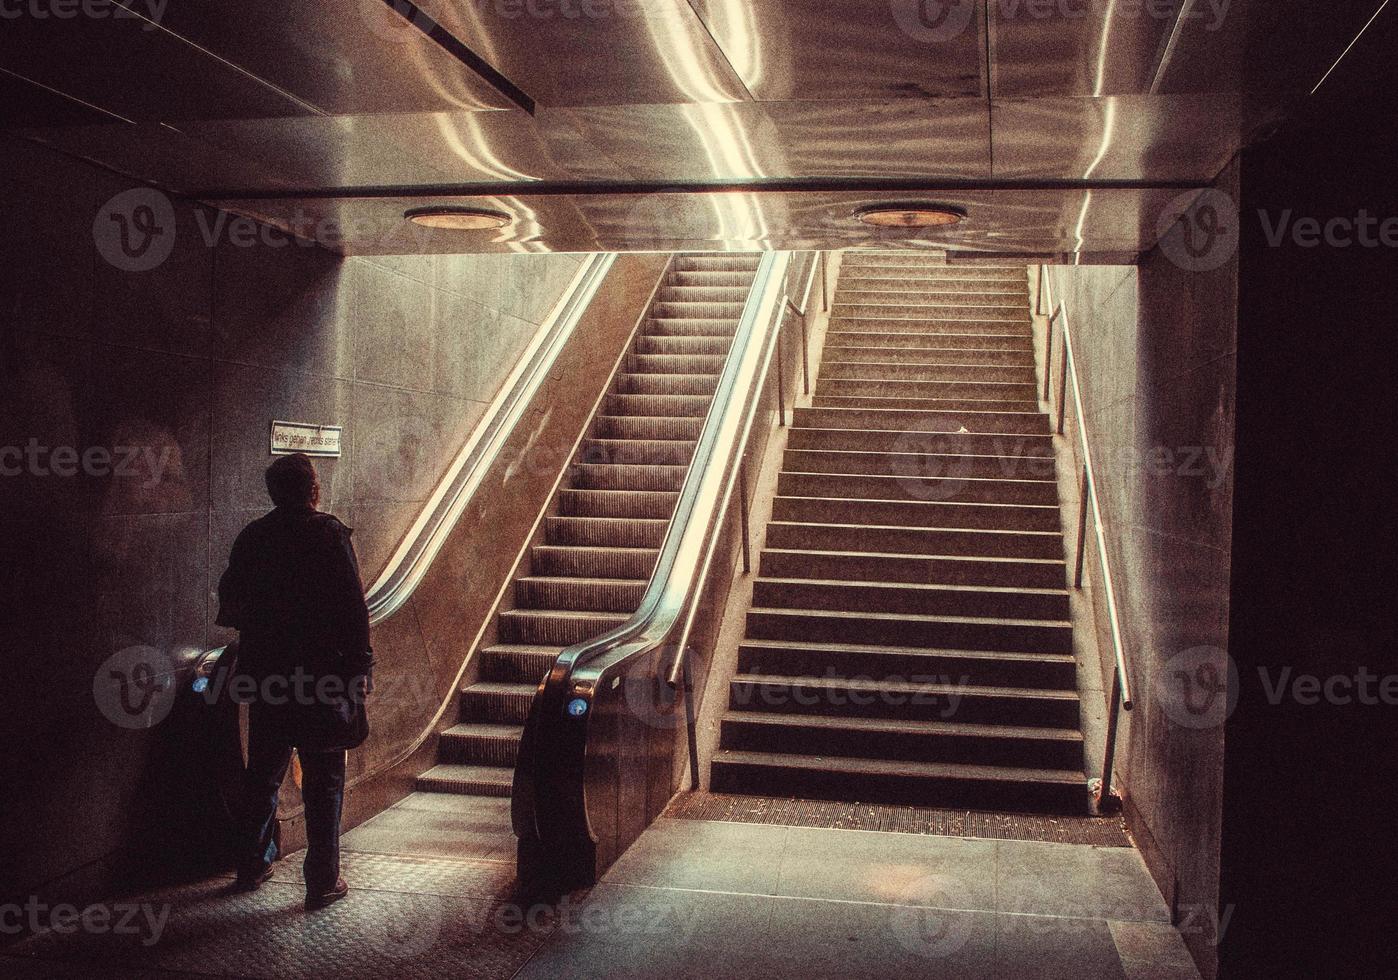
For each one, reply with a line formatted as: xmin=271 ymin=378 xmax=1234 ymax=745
xmin=665 ymin=792 xmax=1131 ymax=846
xmin=8 ymin=877 xmax=558 ymax=980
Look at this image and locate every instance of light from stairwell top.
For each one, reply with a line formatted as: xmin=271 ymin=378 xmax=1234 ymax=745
xmin=855 ymin=204 xmax=966 ymax=228
xmin=404 ymin=206 xmax=512 ymax=230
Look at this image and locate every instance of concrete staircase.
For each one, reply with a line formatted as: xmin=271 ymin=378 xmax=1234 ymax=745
xmin=415 ymin=254 xmax=762 ymax=800
xmin=710 ymin=252 xmax=1088 ymax=814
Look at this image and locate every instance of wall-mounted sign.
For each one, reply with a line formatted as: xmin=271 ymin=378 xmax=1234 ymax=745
xmin=270 ymin=420 xmax=343 ymax=458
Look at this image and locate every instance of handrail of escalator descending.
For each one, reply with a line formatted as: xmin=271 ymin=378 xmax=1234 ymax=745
xmin=511 ymin=250 xmax=823 ymax=883
xmin=190 ymin=253 xmax=618 ymax=682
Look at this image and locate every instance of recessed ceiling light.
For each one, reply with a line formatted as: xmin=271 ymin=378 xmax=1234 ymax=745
xmin=404 ymin=206 xmax=512 ymax=230
xmin=855 ymin=204 xmax=966 ymax=229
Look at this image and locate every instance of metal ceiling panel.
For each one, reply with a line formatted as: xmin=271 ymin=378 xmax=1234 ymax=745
xmin=990 ymin=0 xmax=1182 ymax=96
xmin=110 ymin=0 xmax=517 ymax=114
xmin=554 ymin=98 xmax=991 ymax=181
xmin=990 ymin=94 xmax=1279 ymax=180
xmin=207 ymin=187 xmax=1189 ymax=260
xmin=690 ymin=0 xmax=988 ymax=100
xmin=414 ymin=0 xmax=751 ymax=106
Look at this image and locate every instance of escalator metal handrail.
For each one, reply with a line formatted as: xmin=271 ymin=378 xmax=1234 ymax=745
xmin=513 ymin=252 xmax=822 ymax=850
xmin=530 ymin=251 xmax=793 ymax=698
xmin=193 ymin=253 xmax=618 ymax=674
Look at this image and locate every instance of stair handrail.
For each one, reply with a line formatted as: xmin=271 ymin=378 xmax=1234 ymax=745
xmin=192 ymin=253 xmax=618 ymax=678
xmin=512 ymin=250 xmax=822 ymax=856
xmin=1037 ymin=263 xmax=1134 ymax=808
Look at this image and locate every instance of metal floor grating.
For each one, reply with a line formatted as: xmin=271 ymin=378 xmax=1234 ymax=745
xmin=664 ymin=791 xmax=1131 ymax=846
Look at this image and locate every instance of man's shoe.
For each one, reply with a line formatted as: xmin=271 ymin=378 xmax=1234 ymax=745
xmin=231 ymin=866 xmax=274 ymax=892
xmin=305 ymin=877 xmax=349 ymax=910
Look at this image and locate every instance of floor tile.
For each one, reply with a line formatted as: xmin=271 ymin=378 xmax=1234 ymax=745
xmin=1109 ymin=920 xmax=1204 ymax=979
xmin=995 ymin=839 xmax=1170 ymax=922
xmin=995 ymin=912 xmax=1128 ymax=979
xmin=602 ymin=818 xmax=789 ymax=895
xmin=514 ymin=883 xmax=774 ymax=980
xmin=775 ymin=825 xmax=997 ymax=912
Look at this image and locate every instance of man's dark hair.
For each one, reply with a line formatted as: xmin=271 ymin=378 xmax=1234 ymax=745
xmin=265 ymin=453 xmax=319 ymax=509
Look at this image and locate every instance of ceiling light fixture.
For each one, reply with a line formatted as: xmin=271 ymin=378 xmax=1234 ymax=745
xmin=855 ymin=203 xmax=966 ymax=229
xmin=404 ymin=205 xmax=512 ymax=230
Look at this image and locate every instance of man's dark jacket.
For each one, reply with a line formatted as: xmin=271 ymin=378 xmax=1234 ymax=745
xmin=216 ymin=506 xmax=372 ymax=750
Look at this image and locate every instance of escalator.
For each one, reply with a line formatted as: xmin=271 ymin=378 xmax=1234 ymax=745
xmin=414 ymin=253 xmax=763 ymax=808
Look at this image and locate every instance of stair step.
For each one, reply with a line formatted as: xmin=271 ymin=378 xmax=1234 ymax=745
xmin=751 ymin=577 xmax=1070 ymax=620
xmin=719 ymin=712 xmax=1083 ymax=768
xmin=829 ymin=317 xmax=1030 ymax=336
xmin=777 ymin=471 xmax=1058 ymax=506
xmin=770 ymin=495 xmax=1059 ymax=532
xmin=745 ymin=606 xmax=1072 ymax=653
xmin=531 ymin=545 xmax=659 ymax=579
xmin=670 ymin=271 xmax=757 ymax=288
xmin=645 ymin=317 xmax=743 ymax=337
xmin=605 ymin=393 xmax=712 ymax=418
xmin=439 ymin=723 xmax=525 ymax=766
xmin=783 ymin=447 xmax=1058 ymax=482
xmin=794 ymin=405 xmax=1050 ymax=435
xmin=824 ymin=330 xmax=1034 ymax=352
xmin=819 ymin=360 xmax=1036 ymax=384
xmin=498 ymin=609 xmax=630 ymax=646
xmin=595 ymin=414 xmax=704 ymax=440
xmin=811 ymin=394 xmax=1043 ymax=413
xmin=579 ymin=439 xmax=695 ymax=468
xmin=636 ymin=334 xmax=734 ymax=355
xmin=516 ymin=576 xmax=647 ymax=613
xmin=786 ymin=427 xmax=1053 ymax=458
xmin=415 ymin=763 xmax=515 ymax=797
xmin=545 ymin=516 xmax=668 ymax=548
xmin=479 ymin=644 xmax=562 ymax=684
xmin=458 ymin=682 xmax=537 ymax=724
xmin=616 ymin=373 xmax=720 ymax=396
xmin=728 ymin=672 xmax=1080 ymax=724
xmin=710 ymin=750 xmax=1086 ymax=813
xmin=657 ymin=285 xmax=751 ymax=304
xmin=671 ymin=255 xmax=762 ymax=273
xmin=823 ymin=344 xmax=1035 ymax=366
xmin=839 ymin=276 xmax=1027 ymax=292
xmin=765 ymin=521 xmax=1063 ymax=559
xmin=736 ymin=639 xmax=1076 ymax=689
xmin=629 ymin=353 xmax=728 ymax=374
xmin=837 ymin=289 xmax=1028 ymax=306
xmin=832 ymin=303 xmax=1027 ymax=322
xmin=651 ymin=301 xmax=747 ymax=319
xmin=759 ymin=547 xmax=1067 ymax=589
xmin=559 ymin=488 xmax=680 ymax=519
xmin=571 ymin=462 xmax=688 ymax=492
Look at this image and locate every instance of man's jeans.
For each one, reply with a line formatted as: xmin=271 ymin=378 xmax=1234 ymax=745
xmin=239 ymin=717 xmax=346 ymax=895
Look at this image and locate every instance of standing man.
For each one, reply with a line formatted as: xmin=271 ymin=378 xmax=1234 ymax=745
xmin=217 ymin=453 xmax=373 ymax=910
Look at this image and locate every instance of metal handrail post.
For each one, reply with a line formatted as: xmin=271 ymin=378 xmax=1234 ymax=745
xmin=1074 ymin=466 xmax=1091 ymax=588
xmin=737 ymin=460 xmax=752 ymax=574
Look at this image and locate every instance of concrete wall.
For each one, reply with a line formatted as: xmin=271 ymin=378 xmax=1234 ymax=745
xmin=0 ymin=135 xmax=584 ymax=905
xmin=1045 ymin=167 xmax=1238 ymax=978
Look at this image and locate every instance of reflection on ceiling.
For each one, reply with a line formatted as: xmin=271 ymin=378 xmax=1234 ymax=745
xmin=0 ymin=0 xmax=1386 ymax=259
